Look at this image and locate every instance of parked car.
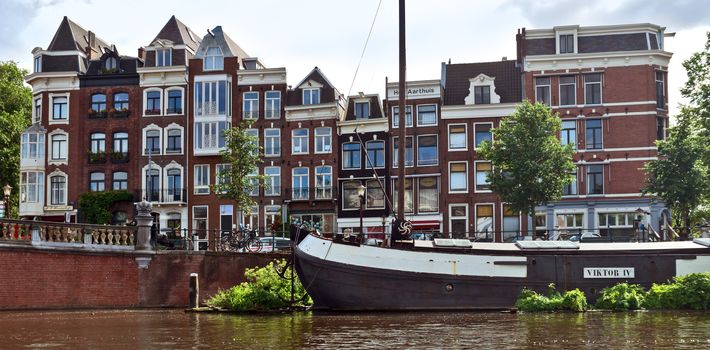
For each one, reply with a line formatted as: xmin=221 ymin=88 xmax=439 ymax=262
xmin=364 ymin=238 xmax=384 ymax=247
xmin=568 ymin=232 xmax=602 ymax=242
xmin=259 ymin=237 xmax=292 ymax=252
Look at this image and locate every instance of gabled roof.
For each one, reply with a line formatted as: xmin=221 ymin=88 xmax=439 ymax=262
xmin=149 ymin=15 xmax=201 ymax=51
xmin=47 ymin=16 xmax=108 ymax=52
xmin=194 ymin=26 xmax=249 ymax=60
xmin=343 ymin=93 xmax=384 ymax=121
xmin=294 ymin=66 xmax=337 ymax=92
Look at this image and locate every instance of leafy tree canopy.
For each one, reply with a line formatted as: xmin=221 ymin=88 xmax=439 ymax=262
xmin=478 ymin=100 xmax=575 ymax=217
xmin=0 ymin=61 xmax=32 ymax=218
xmin=213 ymin=122 xmax=265 ymax=216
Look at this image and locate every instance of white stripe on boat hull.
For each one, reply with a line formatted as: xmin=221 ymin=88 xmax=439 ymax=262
xmin=299 ymin=234 xmax=527 ymax=278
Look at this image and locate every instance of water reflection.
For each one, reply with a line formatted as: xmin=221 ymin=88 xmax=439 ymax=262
xmin=0 ymin=310 xmax=707 ymax=349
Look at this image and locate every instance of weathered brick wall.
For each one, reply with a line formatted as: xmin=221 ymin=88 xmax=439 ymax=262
xmin=0 ymin=245 xmax=286 ymax=310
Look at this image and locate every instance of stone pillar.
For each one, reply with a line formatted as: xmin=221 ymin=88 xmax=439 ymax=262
xmin=135 ymin=200 xmax=153 ymax=251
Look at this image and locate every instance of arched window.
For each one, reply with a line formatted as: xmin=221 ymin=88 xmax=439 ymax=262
xmin=105 ymin=57 xmax=117 ymax=70
xmin=91 ymin=94 xmax=107 ymax=113
xmin=167 ymin=89 xmax=183 ymax=114
xmin=145 ymin=168 xmax=160 ymax=201
xmin=145 ymin=129 xmax=161 ymax=154
xmin=49 ymin=175 xmax=66 ymax=205
xmin=113 ymin=171 xmax=128 ymax=190
xmin=114 ymin=93 xmax=129 ymax=112
xmin=166 ymin=168 xmax=182 ymax=201
xmin=166 ymin=129 xmax=182 ymax=153
xmin=365 ymin=141 xmax=385 ymax=168
xmin=145 ymin=91 xmax=161 ymax=115
xmin=90 ymin=132 xmax=106 ymax=153
xmin=113 ymin=132 xmax=128 ymax=154
xmin=89 ymin=172 xmax=105 ymax=192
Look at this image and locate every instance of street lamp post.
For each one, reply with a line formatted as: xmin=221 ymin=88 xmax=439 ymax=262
xmin=357 ymin=184 xmax=366 ymax=241
xmin=2 ymin=184 xmax=12 ymax=219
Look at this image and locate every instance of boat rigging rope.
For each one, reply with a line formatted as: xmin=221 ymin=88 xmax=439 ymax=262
xmin=346 ymin=0 xmax=383 ymax=98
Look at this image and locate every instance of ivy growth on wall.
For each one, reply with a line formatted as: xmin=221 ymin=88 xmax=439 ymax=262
xmin=79 ymin=190 xmax=133 ymax=224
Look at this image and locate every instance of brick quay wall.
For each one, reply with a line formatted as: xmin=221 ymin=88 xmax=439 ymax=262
xmin=0 ymin=244 xmax=286 ymax=310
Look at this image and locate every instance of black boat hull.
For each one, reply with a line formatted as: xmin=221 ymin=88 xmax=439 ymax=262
xmin=294 ymin=235 xmax=710 ymax=310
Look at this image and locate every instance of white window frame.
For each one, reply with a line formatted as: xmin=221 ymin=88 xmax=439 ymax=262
xmin=535 ymin=76 xmax=551 ymax=106
xmin=156 ymin=48 xmax=172 ymax=67
xmin=203 ymin=47 xmax=224 ymax=71
xmin=560 ymin=119 xmax=577 ymax=150
xmin=215 ymin=163 xmax=231 ymax=193
xmin=341 ymin=181 xmax=362 ymax=211
xmin=264 ymin=166 xmax=281 ymax=196
xmin=365 ymin=179 xmax=385 ymax=209
xmin=143 ymin=88 xmax=163 ymax=116
xmin=302 ymin=88 xmax=320 ymax=105
xmin=559 ymin=75 xmax=577 ymax=107
xmin=20 ymin=171 xmax=44 ymax=203
xmin=354 ymin=101 xmax=370 ymax=119
xmin=47 ymin=171 xmax=67 ymax=206
xmin=474 ymin=160 xmax=492 ymax=193
xmin=243 ymin=91 xmax=259 ymax=119
xmin=192 ymin=205 xmax=209 ymax=233
xmin=365 ymin=140 xmax=386 ymax=169
xmin=449 ymin=203 xmax=469 ymax=237
xmin=416 ymin=104 xmax=438 ymax=126
xmin=417 ymin=177 xmax=439 ymax=214
xmin=264 ymin=128 xmax=281 ymax=157
xmin=448 ymin=161 xmax=468 ymax=193
xmin=292 ymin=167 xmax=309 ymax=201
xmin=112 ymin=171 xmax=128 ymax=191
xmin=314 ymin=127 xmax=332 ymax=154
xmin=474 ymin=203 xmax=496 ymax=241
xmin=391 ymin=105 xmax=413 ymax=128
xmin=142 ymin=162 xmax=162 ymax=202
xmin=556 ymin=30 xmax=577 ymax=54
xmin=416 ymin=134 xmax=438 ymax=167
xmin=48 ymin=130 xmax=68 ymax=164
xmin=33 ymin=96 xmax=42 ymax=124
xmin=34 ymin=55 xmax=41 ymax=73
xmin=315 ymin=166 xmax=333 ymax=199
xmin=265 ymin=90 xmax=281 ymax=119
xmin=246 ymin=128 xmax=259 ymax=156
xmin=291 ymin=129 xmax=309 ymax=155
xmin=447 ymin=123 xmax=467 ymax=151
xmin=342 ymin=142 xmax=361 ymax=170
xmin=501 ymin=203 xmax=522 ymax=241
xmin=583 ymin=73 xmax=603 ymax=106
xmin=392 ymin=136 xmax=414 ymax=168
xmin=165 ymin=87 xmax=184 ymax=115
xmin=143 ymin=125 xmax=163 ymax=155
xmin=21 ymin=132 xmax=45 ymax=160
xmin=193 ymin=78 xmax=231 ymax=118
xmin=194 ymin=164 xmax=210 ymax=195
xmin=164 ymin=123 xmax=184 ymax=155
xmin=473 ymin=122 xmax=493 ymax=150
xmin=49 ymin=93 xmax=69 ymax=124
xmin=194 ymin=120 xmax=230 ymax=153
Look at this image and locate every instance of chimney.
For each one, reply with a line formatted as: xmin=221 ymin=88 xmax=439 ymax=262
xmin=138 ymin=47 xmax=145 ymax=60
xmin=502 ymin=56 xmax=507 ymax=61
xmin=85 ymin=31 xmax=97 ymax=60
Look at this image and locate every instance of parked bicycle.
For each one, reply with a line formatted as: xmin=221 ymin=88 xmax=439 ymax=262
xmin=221 ymin=228 xmax=262 ymax=253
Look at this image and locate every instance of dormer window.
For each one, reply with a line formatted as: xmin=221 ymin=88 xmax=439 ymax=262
xmin=34 ymin=56 xmax=41 ymax=73
xmin=474 ymin=86 xmax=490 ymax=104
xmin=156 ymin=48 xmax=172 ymax=67
xmin=559 ymin=34 xmax=574 ymax=54
xmin=105 ymin=57 xmax=117 ymax=70
xmin=303 ymin=88 xmax=320 ymax=105
xmin=354 ymin=102 xmax=369 ymax=119
xmin=204 ymin=47 xmax=223 ymax=71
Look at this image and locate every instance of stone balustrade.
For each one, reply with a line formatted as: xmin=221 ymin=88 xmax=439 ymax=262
xmin=0 ymin=219 xmax=136 ymax=249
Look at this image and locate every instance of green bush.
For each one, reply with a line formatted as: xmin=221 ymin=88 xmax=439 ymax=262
xmin=644 ymin=273 xmax=710 ymax=310
xmin=595 ymin=283 xmax=646 ymax=311
xmin=78 ymin=190 xmax=133 ymax=224
xmin=516 ymin=284 xmax=588 ymax=312
xmin=206 ymin=259 xmax=312 ymax=311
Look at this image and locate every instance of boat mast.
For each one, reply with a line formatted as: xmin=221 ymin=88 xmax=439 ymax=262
xmin=396 ymin=0 xmax=406 ymax=222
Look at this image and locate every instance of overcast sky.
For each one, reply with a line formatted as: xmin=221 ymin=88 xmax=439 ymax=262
xmin=2 ymin=0 xmax=708 ymax=117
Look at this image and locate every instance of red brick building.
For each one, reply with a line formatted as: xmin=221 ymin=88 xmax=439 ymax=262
xmin=518 ymin=23 xmax=671 ymax=238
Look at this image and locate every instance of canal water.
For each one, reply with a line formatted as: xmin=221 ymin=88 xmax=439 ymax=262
xmin=0 ymin=310 xmax=708 ymax=349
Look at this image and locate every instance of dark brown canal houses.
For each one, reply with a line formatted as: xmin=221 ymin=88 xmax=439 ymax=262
xmin=440 ymin=59 xmax=525 ymax=242
xmin=136 ymin=16 xmax=200 ymax=233
xmin=385 ymin=80 xmax=443 ymax=236
xmin=284 ymin=68 xmax=344 ymax=234
xmin=337 ymin=94 xmax=389 ymax=238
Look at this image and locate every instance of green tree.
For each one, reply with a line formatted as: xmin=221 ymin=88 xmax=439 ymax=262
xmin=644 ymin=108 xmax=707 ymax=238
xmin=213 ymin=122 xmax=265 ymax=218
xmin=680 ymin=32 xmax=710 ymax=167
xmin=0 ymin=61 xmax=32 ymax=218
xmin=478 ymin=100 xmax=576 ymax=222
